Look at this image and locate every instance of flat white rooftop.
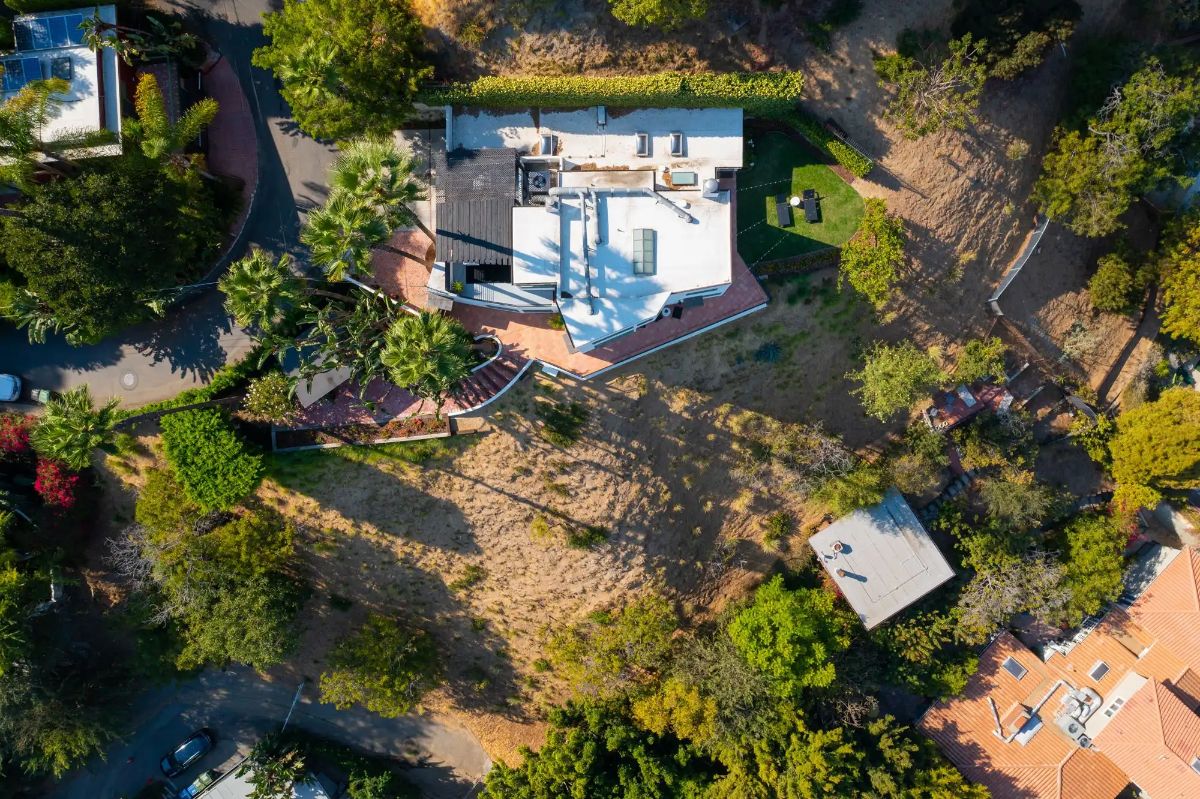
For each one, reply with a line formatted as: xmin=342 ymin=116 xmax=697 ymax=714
xmin=511 ymin=187 xmax=732 ymax=350
xmin=809 ymin=488 xmax=955 ymax=629
xmin=449 ymin=106 xmax=743 ymax=175
xmin=4 ymin=6 xmax=122 ymax=148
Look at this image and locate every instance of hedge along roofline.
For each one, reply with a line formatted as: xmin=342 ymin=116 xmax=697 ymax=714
xmin=418 ymin=72 xmax=806 ymax=115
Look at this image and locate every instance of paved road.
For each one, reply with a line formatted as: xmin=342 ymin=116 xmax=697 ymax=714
xmin=52 ymin=667 xmax=489 ymax=799
xmin=0 ymin=0 xmax=338 ymax=407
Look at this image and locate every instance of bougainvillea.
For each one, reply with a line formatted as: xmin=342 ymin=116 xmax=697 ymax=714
xmin=34 ymin=459 xmax=79 ymax=509
xmin=0 ymin=414 xmax=33 ymax=457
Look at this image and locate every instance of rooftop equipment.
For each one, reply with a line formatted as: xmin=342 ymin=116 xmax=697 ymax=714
xmin=670 ymin=131 xmax=684 ymax=157
xmin=540 ymin=133 xmax=556 ymax=155
xmin=635 ymin=132 xmax=650 ymax=157
xmin=597 ymin=105 xmax=607 ymax=126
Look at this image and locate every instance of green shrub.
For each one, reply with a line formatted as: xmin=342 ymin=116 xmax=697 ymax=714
xmin=319 ymin=614 xmax=440 ymax=717
xmin=159 ymin=409 xmax=263 ymax=512
xmin=815 ymin=461 xmax=888 ymax=515
xmin=566 ymin=524 xmax=608 ymax=549
xmin=448 ymin=564 xmax=487 ymax=593
xmin=422 ymin=72 xmax=805 ymax=116
xmin=1089 ymin=253 xmax=1137 ymax=313
xmin=762 ymin=511 xmax=792 ymax=548
xmin=536 ymin=400 xmax=589 ymax=447
xmin=780 ymin=111 xmax=874 ymax=177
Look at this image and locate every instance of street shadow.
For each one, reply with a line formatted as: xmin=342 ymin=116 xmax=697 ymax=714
xmin=131 ymin=293 xmax=240 ymax=383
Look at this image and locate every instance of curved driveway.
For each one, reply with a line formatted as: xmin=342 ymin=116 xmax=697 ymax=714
xmin=53 ymin=667 xmax=489 ymax=799
xmin=1 ymin=0 xmax=338 ymax=407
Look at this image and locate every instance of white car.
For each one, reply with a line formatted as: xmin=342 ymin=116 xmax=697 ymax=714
xmin=0 ymin=374 xmax=19 ymax=402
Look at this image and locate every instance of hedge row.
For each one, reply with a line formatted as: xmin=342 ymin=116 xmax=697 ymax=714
xmin=755 ymin=247 xmax=842 ymax=276
xmin=775 ymin=111 xmax=874 ymax=178
xmin=421 ymin=72 xmax=806 ymax=116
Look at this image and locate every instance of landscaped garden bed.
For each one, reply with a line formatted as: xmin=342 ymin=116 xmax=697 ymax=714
xmin=274 ymin=415 xmax=451 ymax=451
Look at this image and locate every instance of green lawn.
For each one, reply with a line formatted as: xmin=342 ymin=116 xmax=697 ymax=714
xmin=737 ymin=131 xmax=864 ymax=265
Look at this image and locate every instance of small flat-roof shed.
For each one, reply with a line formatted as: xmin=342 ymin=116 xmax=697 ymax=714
xmin=809 ymin=488 xmax=954 ymax=629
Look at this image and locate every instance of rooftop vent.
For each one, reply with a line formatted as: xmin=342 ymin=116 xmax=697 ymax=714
xmin=670 ymin=131 xmax=684 ymax=157
xmin=540 ymin=133 xmax=557 ymax=155
xmin=597 ymin=105 xmax=607 ymax=126
xmin=702 ymin=178 xmax=720 ymax=197
xmin=635 ymin=132 xmax=650 ymax=157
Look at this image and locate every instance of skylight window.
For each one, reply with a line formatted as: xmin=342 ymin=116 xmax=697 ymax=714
xmin=669 ymin=131 xmax=684 ymax=157
xmin=1089 ymin=661 xmax=1110 ymax=682
xmin=1192 ymin=757 xmax=1200 ymax=776
xmin=632 ymin=228 xmax=655 ymax=276
xmin=1001 ymin=656 xmax=1027 ymax=680
xmin=1103 ymin=697 xmax=1125 ymax=718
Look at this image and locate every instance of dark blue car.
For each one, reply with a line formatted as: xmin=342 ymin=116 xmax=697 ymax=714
xmin=160 ymin=729 xmax=213 ymax=778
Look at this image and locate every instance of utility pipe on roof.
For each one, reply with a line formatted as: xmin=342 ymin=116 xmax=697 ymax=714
xmin=548 ymin=185 xmax=696 ymax=223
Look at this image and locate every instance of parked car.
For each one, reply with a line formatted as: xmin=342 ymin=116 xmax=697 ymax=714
xmin=160 ymin=729 xmax=214 ymax=778
xmin=0 ymin=374 xmax=20 ymax=402
xmin=176 ymin=769 xmax=218 ymax=799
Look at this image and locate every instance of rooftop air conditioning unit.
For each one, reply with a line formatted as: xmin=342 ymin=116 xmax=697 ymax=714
xmin=528 ymin=171 xmax=551 ymax=193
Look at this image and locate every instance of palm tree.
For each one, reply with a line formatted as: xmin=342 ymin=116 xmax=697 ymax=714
xmin=380 ymin=311 xmax=474 ymax=420
xmin=300 ymin=191 xmax=389 ymax=281
xmin=219 ymin=251 xmax=306 ymax=332
xmin=130 ymin=73 xmax=219 ymax=166
xmin=329 ymin=137 xmax=429 ymax=235
xmin=4 ymin=288 xmax=76 ymax=345
xmin=238 ymin=733 xmax=306 ymax=799
xmin=29 ymin=386 xmax=119 ymax=471
xmin=0 ymin=79 xmax=110 ymax=191
xmin=274 ymin=39 xmax=340 ymax=108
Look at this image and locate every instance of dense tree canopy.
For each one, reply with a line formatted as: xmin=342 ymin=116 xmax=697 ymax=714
xmin=726 ymin=576 xmax=854 ymax=696
xmin=608 ymin=0 xmax=707 ymax=29
xmin=1156 ymin=213 xmax=1200 ymax=344
xmin=1089 ymin=252 xmax=1139 ymax=314
xmin=3 ymin=157 xmax=230 ymax=343
xmin=850 ymin=341 xmax=947 ymax=421
xmin=951 ymin=0 xmax=1081 ymax=79
xmin=253 ymin=0 xmax=432 ymax=140
xmin=838 ymin=198 xmax=907 ymax=310
xmin=1036 ymin=56 xmax=1200 ymax=237
xmin=319 ymin=614 xmax=439 ymax=717
xmin=953 ymin=337 xmax=1007 ymax=385
xmin=29 ymin=386 xmax=118 ymax=471
xmin=1109 ymin=388 xmax=1200 ymax=512
xmin=1058 ymin=513 xmax=1127 ymax=625
xmin=380 ymin=311 xmax=476 ymax=419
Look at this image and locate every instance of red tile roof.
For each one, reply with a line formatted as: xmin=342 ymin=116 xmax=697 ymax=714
xmin=920 ymin=548 xmax=1200 ymax=799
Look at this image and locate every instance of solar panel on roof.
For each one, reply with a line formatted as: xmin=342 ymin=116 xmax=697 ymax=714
xmin=2 ymin=60 xmax=22 ymax=92
xmin=65 ymin=14 xmax=84 ymax=45
xmin=13 ymin=22 xmax=33 ymax=51
xmin=48 ymin=16 xmax=69 ymax=48
xmin=28 ymin=18 xmax=51 ymax=50
xmin=22 ymin=57 xmax=41 ymax=84
xmin=12 ymin=14 xmax=88 ymax=51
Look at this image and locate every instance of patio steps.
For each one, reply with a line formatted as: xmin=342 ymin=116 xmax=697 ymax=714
xmin=449 ymin=352 xmax=529 ymax=414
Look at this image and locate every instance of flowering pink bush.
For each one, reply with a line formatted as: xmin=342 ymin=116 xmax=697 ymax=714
xmin=0 ymin=414 xmax=32 ymax=456
xmin=35 ymin=460 xmax=79 ymax=509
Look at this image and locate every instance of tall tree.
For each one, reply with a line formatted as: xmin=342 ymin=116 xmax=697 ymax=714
xmin=329 ymin=137 xmax=429 ymax=236
xmin=252 ymin=0 xmax=433 ymax=140
xmin=838 ymin=198 xmax=907 ymax=310
xmin=726 ymin=576 xmax=854 ymax=697
xmin=219 ymin=250 xmax=306 ymax=333
xmin=1058 ymin=513 xmax=1127 ymax=625
xmin=1036 ymin=57 xmax=1200 ymax=237
xmin=130 ymin=73 xmax=219 ymax=164
xmin=318 ymin=613 xmax=439 ymax=716
xmin=849 ymin=341 xmax=947 ymax=421
xmin=29 ymin=386 xmax=118 ymax=471
xmin=951 ymin=0 xmax=1080 ymax=79
xmin=380 ymin=311 xmax=475 ymax=419
xmin=874 ymin=34 xmax=989 ymax=139
xmin=1109 ymin=388 xmax=1200 ymax=512
xmin=608 ymin=0 xmax=707 ymax=29
xmin=300 ymin=191 xmax=389 ymax=281
xmin=0 ymin=79 xmax=88 ymax=191
xmin=238 ymin=734 xmax=307 ymax=799
xmin=1156 ymin=213 xmax=1200 ymax=344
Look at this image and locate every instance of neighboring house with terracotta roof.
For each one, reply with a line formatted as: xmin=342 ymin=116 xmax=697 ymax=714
xmin=919 ymin=546 xmax=1200 ymax=799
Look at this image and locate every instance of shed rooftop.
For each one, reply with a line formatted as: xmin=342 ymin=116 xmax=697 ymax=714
xmin=808 ymin=488 xmax=955 ymax=628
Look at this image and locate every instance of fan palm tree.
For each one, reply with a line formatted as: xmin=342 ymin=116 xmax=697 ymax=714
xmin=300 ymin=191 xmax=389 ymax=281
xmin=130 ymin=73 xmax=219 ymax=165
xmin=329 ymin=137 xmax=429 ymax=235
xmin=380 ymin=311 xmax=474 ymax=420
xmin=219 ymin=250 xmax=307 ymax=332
xmin=29 ymin=386 xmax=120 ymax=471
xmin=274 ymin=38 xmax=340 ymax=108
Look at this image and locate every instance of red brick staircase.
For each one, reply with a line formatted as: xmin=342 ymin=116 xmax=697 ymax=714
xmin=447 ymin=351 xmax=530 ymax=414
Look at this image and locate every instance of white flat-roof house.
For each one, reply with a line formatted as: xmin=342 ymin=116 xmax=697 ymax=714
xmin=428 ymin=106 xmax=743 ymax=353
xmin=3 ymin=6 xmax=122 ymax=154
xmin=809 ymin=488 xmax=956 ymax=629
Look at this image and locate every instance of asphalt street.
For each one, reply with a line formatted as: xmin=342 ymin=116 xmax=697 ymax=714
xmin=52 ymin=667 xmax=490 ymax=799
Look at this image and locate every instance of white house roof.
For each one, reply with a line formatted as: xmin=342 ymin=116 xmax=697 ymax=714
xmin=449 ymin=106 xmax=744 ymax=175
xmin=808 ymin=488 xmax=955 ymax=629
xmin=5 ymin=6 xmax=122 ymax=149
xmin=511 ymin=187 xmax=732 ymax=350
